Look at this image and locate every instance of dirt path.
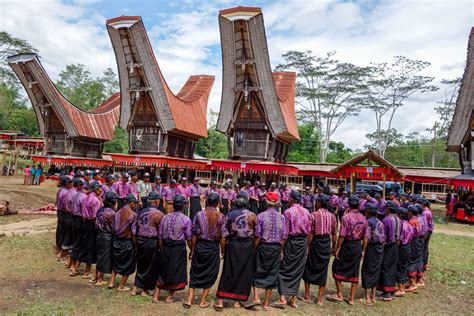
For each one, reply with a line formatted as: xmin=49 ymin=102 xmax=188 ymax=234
xmin=434 ymin=226 xmax=474 ymax=238
xmin=0 ymin=217 xmax=56 ymax=237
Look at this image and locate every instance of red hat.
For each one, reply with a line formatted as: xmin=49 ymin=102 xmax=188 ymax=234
xmin=266 ymin=191 xmax=279 ymax=203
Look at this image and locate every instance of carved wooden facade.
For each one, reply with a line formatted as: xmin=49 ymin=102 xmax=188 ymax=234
xmin=8 ymin=54 xmax=120 ymax=158
xmin=217 ymin=6 xmax=299 ymax=162
xmin=107 ymin=16 xmax=214 ymax=159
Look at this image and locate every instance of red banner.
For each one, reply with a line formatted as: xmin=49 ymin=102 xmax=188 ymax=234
xmin=110 ymin=153 xmax=209 ymax=170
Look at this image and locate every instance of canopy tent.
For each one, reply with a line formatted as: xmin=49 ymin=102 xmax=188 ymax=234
xmin=211 ymin=159 xmax=299 ymax=175
xmin=32 ymin=155 xmax=113 ymax=168
xmin=109 ymin=153 xmax=209 ymax=170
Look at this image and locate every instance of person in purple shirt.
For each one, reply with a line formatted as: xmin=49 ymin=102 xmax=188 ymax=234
xmin=359 ymin=191 xmax=376 ymax=212
xmin=219 ymin=182 xmax=232 ymax=215
xmin=55 ymin=176 xmax=73 ymax=262
xmin=113 ymin=172 xmax=130 ymax=209
xmin=328 ymin=194 xmax=368 ymax=306
xmin=374 ymin=194 xmax=387 ymax=221
xmin=95 ymin=191 xmax=118 ymax=286
xmin=301 ymin=186 xmax=315 ymax=212
xmin=109 ymin=194 xmax=138 ymax=292
xmin=152 ymin=175 xmax=165 ymax=211
xmin=154 ymin=195 xmax=192 ymax=304
xmin=188 ymin=177 xmax=204 ymax=220
xmin=302 ymin=194 xmax=337 ymax=306
xmin=69 ymin=179 xmax=87 ymax=276
xmin=258 ymin=182 xmax=267 ymax=214
xmin=395 ymin=208 xmax=413 ymax=298
xmin=184 ymin=193 xmax=228 ymax=309
xmin=338 ymin=191 xmax=349 ymax=222
xmin=328 ymin=190 xmax=340 ymax=215
xmin=215 ymin=191 xmax=256 ymax=310
xmin=248 ymin=182 xmax=260 ymax=214
xmin=378 ymin=201 xmax=402 ymax=301
xmin=230 ymin=183 xmax=239 ymax=210
xmin=163 ymin=179 xmax=177 ymax=214
xmin=421 ymin=199 xmax=433 ymax=281
xmin=280 ymin=183 xmax=291 ymax=212
xmin=361 ymin=203 xmax=385 ymax=305
xmin=251 ymin=191 xmax=288 ymax=311
xmin=132 ymin=191 xmax=165 ymax=296
xmin=175 ymin=177 xmax=189 ymax=198
xmin=101 ymin=174 xmax=116 ymax=199
xmin=406 ymin=205 xmax=422 ymax=292
xmin=274 ymin=190 xmax=311 ymax=309
xmin=62 ymin=179 xmax=76 ymax=261
xmin=80 ymin=181 xmax=103 ymax=281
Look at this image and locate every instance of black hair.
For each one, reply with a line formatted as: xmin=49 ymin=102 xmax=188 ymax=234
xmin=349 ymin=200 xmax=359 ymax=209
xmin=235 ymin=196 xmax=249 ymax=209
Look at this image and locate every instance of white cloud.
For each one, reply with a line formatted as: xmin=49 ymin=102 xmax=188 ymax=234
xmin=1 ymin=0 xmax=472 ymax=150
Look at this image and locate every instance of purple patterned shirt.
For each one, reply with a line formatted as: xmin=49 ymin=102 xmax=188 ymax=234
xmin=175 ymin=185 xmax=189 ymax=198
xmin=329 ymin=194 xmax=339 ymax=208
xmin=187 ymin=185 xmax=203 ymax=198
xmin=310 ymin=208 xmax=337 ymax=236
xmin=113 ymin=180 xmax=130 ymax=198
xmin=417 ymin=214 xmax=429 ymax=237
xmin=359 ymin=197 xmax=377 ymax=211
xmin=367 ymin=216 xmax=385 ymax=243
xmin=133 ymin=207 xmax=164 ymax=238
xmin=248 ymin=187 xmax=259 ymax=200
xmin=229 ymin=190 xmax=237 ymax=202
xmin=192 ymin=207 xmax=228 ymax=241
xmin=71 ymin=190 xmax=87 ymax=217
xmin=219 ymin=188 xmax=231 ymax=200
xmin=423 ymin=207 xmax=434 ymax=232
xmin=226 ymin=208 xmax=257 ymax=238
xmin=63 ymin=188 xmax=76 ymax=214
xmin=56 ymin=187 xmax=69 ymax=211
xmin=128 ymin=181 xmax=139 ymax=199
xmin=96 ymin=206 xmax=115 ymax=233
xmin=280 ymin=188 xmax=291 ymax=202
xmin=81 ymin=191 xmax=102 ymax=220
xmin=114 ymin=205 xmax=137 ymax=238
xmin=339 ymin=196 xmax=349 ymax=211
xmin=409 ymin=217 xmax=421 ymax=238
xmin=382 ymin=214 xmax=402 ymax=244
xmin=375 ymin=199 xmax=387 ymax=215
xmin=152 ymin=183 xmax=164 ymax=196
xmin=203 ymin=187 xmax=218 ymax=198
xmin=283 ymin=204 xmax=311 ymax=236
xmin=255 ymin=207 xmax=288 ymax=243
xmin=300 ymin=193 xmax=314 ymax=210
xmin=339 ymin=209 xmax=368 ymax=240
xmin=400 ymin=219 xmax=414 ymax=245
xmin=258 ymin=189 xmax=267 ymax=201
xmin=163 ymin=186 xmax=175 ymax=201
xmin=159 ymin=211 xmax=192 ymax=241
xmin=101 ymin=183 xmax=115 ymax=199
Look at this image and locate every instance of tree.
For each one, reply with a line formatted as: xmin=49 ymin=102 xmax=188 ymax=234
xmin=104 ymin=126 xmax=128 ymax=154
xmin=101 ymin=68 xmax=119 ymax=96
xmin=364 ymin=56 xmax=438 ymax=157
xmin=276 ymin=50 xmax=369 ymax=162
xmin=365 ymin=128 xmax=404 ymax=151
xmin=432 ymin=78 xmax=461 ymax=138
xmin=326 ymin=141 xmax=353 ymax=163
xmin=287 ymin=123 xmax=319 ymax=162
xmin=196 ymin=109 xmax=228 ymax=158
xmin=56 ymin=64 xmax=107 ymax=110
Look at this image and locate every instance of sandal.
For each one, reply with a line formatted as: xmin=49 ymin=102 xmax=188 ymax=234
xmin=199 ymin=302 xmax=209 ymax=308
xmin=262 ymin=305 xmax=269 ymax=311
xmin=270 ymin=302 xmax=286 ymax=309
xmin=344 ymin=298 xmax=354 ymax=306
xmin=288 ymin=301 xmax=297 ymax=308
xmin=69 ymin=271 xmax=80 ymax=277
xmin=326 ymin=294 xmax=343 ymax=302
xmin=297 ymin=296 xmax=310 ymax=303
xmin=182 ymin=302 xmax=191 ymax=309
xmin=359 ymin=298 xmax=373 ymax=306
xmin=117 ymin=286 xmax=130 ymax=292
xmin=213 ymin=304 xmax=224 ymax=312
xmin=244 ymin=301 xmax=261 ymax=309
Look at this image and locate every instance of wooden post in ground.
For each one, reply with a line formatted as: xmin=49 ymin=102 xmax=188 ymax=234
xmin=411 ymin=181 xmax=415 ymax=195
xmin=350 ymin=173 xmax=355 ymax=193
xmin=382 ymin=173 xmax=387 ymax=199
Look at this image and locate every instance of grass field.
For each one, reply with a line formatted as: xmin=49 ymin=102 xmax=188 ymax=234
xmin=0 ymin=230 xmax=472 ymax=315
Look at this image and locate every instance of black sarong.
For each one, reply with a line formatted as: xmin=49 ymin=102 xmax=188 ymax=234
xmin=407 ymin=237 xmax=423 ymax=277
xmin=135 ymin=236 xmax=159 ymax=291
xmin=417 ymin=237 xmax=426 ymax=277
xmin=189 ymin=197 xmax=202 ymax=220
xmin=259 ymin=199 xmax=267 ymax=214
xmin=361 ymin=242 xmax=384 ymax=289
xmin=62 ymin=213 xmax=73 ymax=251
xmin=190 ymin=240 xmax=220 ymax=289
xmin=157 ymin=239 xmax=187 ymax=291
xmin=303 ymin=235 xmax=331 ymax=286
xmin=113 ymin=237 xmax=136 ymax=276
xmin=423 ymin=231 xmax=431 ymax=271
xmin=56 ymin=210 xmax=65 ymax=248
xmin=249 ymin=199 xmax=259 ymax=214
xmin=70 ymin=215 xmax=83 ymax=261
xmin=278 ymin=235 xmax=308 ymax=295
xmin=96 ymin=231 xmax=113 ymax=274
xmin=217 ymin=237 xmax=254 ymax=301
xmin=396 ymin=243 xmax=411 ymax=284
xmin=332 ymin=239 xmax=362 ymax=283
xmin=221 ymin=199 xmax=229 ymax=216
xmin=254 ymin=242 xmax=281 ymax=289
xmin=79 ymin=219 xmax=97 ymax=264
xmin=377 ymin=242 xmax=398 ymax=293
xmin=281 ymin=201 xmax=289 ymax=212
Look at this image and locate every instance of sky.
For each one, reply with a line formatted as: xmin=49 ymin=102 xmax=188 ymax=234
xmin=1 ymin=0 xmax=473 ymax=149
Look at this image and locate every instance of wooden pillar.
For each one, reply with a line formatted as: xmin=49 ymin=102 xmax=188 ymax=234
xmin=411 ymin=180 xmax=415 ymax=195
xmin=311 ymin=176 xmax=315 ymax=191
xmin=350 ymin=173 xmax=355 ymax=193
xmin=382 ymin=173 xmax=387 ymax=199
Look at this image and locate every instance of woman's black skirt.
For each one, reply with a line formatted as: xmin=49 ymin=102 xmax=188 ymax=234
xmin=70 ymin=215 xmax=83 ymax=261
xmin=396 ymin=243 xmax=411 ymax=284
xmin=249 ymin=199 xmax=259 ymax=214
xmin=190 ymin=240 xmax=220 ymax=289
xmin=189 ymin=197 xmax=202 ymax=220
xmin=61 ymin=213 xmax=73 ymax=251
xmin=113 ymin=237 xmax=136 ymax=276
xmin=361 ymin=242 xmax=384 ymax=289
xmin=56 ymin=210 xmax=65 ymax=248
xmin=377 ymin=242 xmax=398 ymax=292
xmin=332 ymin=239 xmax=362 ymax=283
xmin=254 ymin=242 xmax=281 ymax=289
xmin=278 ymin=235 xmax=308 ymax=295
xmin=96 ymin=232 xmax=113 ymax=274
xmin=135 ymin=236 xmax=159 ymax=291
xmin=417 ymin=238 xmax=426 ymax=277
xmin=407 ymin=237 xmax=423 ymax=277
xmin=157 ymin=239 xmax=187 ymax=291
xmin=303 ymin=235 xmax=331 ymax=286
xmin=423 ymin=231 xmax=432 ymax=271
xmin=217 ymin=237 xmax=255 ymax=301
xmin=79 ymin=219 xmax=97 ymax=264
xmin=221 ymin=199 xmax=229 ymax=216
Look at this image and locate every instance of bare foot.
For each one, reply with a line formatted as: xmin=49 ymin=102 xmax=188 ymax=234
xmin=165 ymin=295 xmax=174 ymax=303
xmin=233 ymin=301 xmax=241 ymax=308
xmin=199 ymin=302 xmax=210 ymax=308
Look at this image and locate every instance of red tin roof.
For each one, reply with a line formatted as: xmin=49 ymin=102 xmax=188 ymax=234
xmin=219 ymin=6 xmax=262 ymax=15
xmin=273 ymin=72 xmax=300 ymax=141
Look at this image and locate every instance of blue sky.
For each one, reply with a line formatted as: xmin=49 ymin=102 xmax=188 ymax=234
xmin=2 ymin=0 xmax=473 ymax=149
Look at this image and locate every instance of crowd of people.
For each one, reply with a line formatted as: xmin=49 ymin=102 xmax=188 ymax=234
xmin=22 ymin=164 xmax=43 ymax=185
xmin=54 ymin=169 xmax=434 ymax=311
